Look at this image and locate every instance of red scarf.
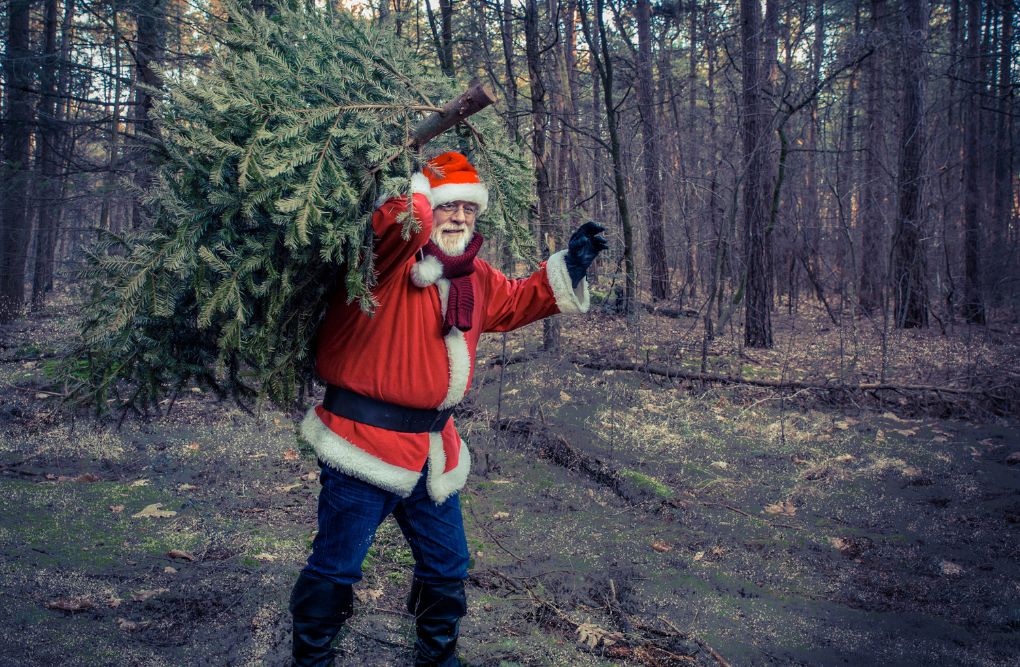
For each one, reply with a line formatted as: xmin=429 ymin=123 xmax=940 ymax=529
xmin=420 ymin=233 xmax=484 ymax=335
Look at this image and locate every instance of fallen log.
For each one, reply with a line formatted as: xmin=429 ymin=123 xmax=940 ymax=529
xmin=566 ymin=356 xmax=1016 ymax=416
xmin=640 ymin=302 xmax=699 ymax=319
xmin=491 ymin=416 xmax=664 ymax=506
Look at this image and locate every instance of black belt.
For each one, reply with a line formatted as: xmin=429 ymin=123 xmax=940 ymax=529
xmin=322 ymin=385 xmax=455 ymax=433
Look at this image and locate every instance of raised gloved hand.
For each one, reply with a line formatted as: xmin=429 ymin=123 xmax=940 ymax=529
xmin=564 ymin=221 xmax=608 ymax=288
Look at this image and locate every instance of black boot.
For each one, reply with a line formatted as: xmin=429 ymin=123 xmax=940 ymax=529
xmin=290 ymin=572 xmax=354 ymax=667
xmin=407 ymin=578 xmax=467 ymax=667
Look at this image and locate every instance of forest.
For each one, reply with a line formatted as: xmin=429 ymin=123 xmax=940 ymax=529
xmin=1 ymin=0 xmax=1018 ymax=665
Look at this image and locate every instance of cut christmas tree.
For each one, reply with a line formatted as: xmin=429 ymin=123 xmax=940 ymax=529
xmin=60 ymin=1 xmax=533 ymax=413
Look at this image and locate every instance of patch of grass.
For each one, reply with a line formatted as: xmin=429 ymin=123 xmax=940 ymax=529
xmin=619 ymin=469 xmax=673 ymax=498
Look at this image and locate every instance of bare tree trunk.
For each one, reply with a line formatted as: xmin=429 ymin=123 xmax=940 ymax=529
xmin=991 ymin=0 xmax=1014 ymax=303
xmin=32 ymin=0 xmax=65 ymax=308
xmin=100 ymin=0 xmax=124 ymax=235
xmin=130 ymin=0 xmax=166 ymax=229
xmin=961 ymin=0 xmax=986 ymax=324
xmin=0 ymin=0 xmax=35 ymax=323
xmin=858 ymin=0 xmax=887 ymax=316
xmin=580 ymin=0 xmax=636 ymax=316
xmin=892 ymin=0 xmax=929 ymax=329
xmin=739 ymin=0 xmax=776 ymax=348
xmin=424 ymin=0 xmax=454 ymax=77
xmin=636 ymin=0 xmax=670 ymax=300
xmin=525 ymin=0 xmax=561 ymax=350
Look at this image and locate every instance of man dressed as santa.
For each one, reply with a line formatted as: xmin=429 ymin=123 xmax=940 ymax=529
xmin=290 ymin=151 xmax=607 ymax=666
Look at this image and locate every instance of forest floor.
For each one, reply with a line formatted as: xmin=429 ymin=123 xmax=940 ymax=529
xmin=1 ymin=290 xmax=1019 ymax=666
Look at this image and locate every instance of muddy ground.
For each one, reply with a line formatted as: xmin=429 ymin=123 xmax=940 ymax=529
xmin=1 ymin=296 xmax=1019 ymax=666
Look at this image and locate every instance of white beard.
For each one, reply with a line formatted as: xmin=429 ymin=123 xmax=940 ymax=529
xmin=432 ymin=229 xmax=470 ymax=256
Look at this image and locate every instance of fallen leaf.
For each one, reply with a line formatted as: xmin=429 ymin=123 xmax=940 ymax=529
xmin=167 ymin=549 xmax=195 ymax=561
xmin=490 ymin=479 xmax=512 ymax=485
xmin=829 ymin=537 xmax=850 ymax=552
xmin=834 ymin=454 xmax=855 ymax=463
xmin=710 ymin=546 xmax=725 ymax=557
xmin=650 ymin=540 xmax=672 ymax=553
xmin=76 ymin=473 xmax=100 ymax=483
xmin=355 ymin=587 xmax=384 ymax=603
xmin=116 ymin=617 xmax=140 ymax=631
xmin=109 ymin=505 xmax=125 ymax=513
xmin=253 ymin=552 xmax=277 ymax=562
xmin=277 ymin=482 xmax=302 ymax=493
xmin=183 ymin=442 xmax=200 ymax=452
xmin=559 ymin=391 xmax=572 ymax=402
xmin=302 ymin=471 xmax=318 ymax=482
xmin=129 ymin=479 xmax=150 ymax=487
xmin=576 ymin=623 xmax=623 ymax=649
xmin=132 ymin=503 xmax=177 ymax=519
xmin=45 ymin=597 xmax=94 ymax=613
xmin=834 ymin=420 xmax=851 ymax=431
xmin=940 ymin=560 xmax=964 ymax=576
xmin=492 ymin=511 xmax=510 ymax=520
xmin=35 ymin=392 xmax=49 ymax=400
xmin=693 ymin=550 xmax=705 ymax=561
xmin=44 ymin=473 xmax=57 ymax=480
xmin=132 ymin=588 xmax=168 ymax=602
xmin=106 ymin=596 xmax=122 ymax=608
xmin=765 ymin=500 xmax=797 ymax=516
xmin=177 ymin=483 xmax=198 ymax=492
xmin=894 ymin=428 xmax=918 ymax=437
xmin=792 ymin=456 xmax=811 ymax=466
xmin=710 ymin=461 xmax=728 ymax=470
xmin=164 ymin=566 xmax=178 ymax=574
xmin=282 ymin=448 xmax=300 ymax=461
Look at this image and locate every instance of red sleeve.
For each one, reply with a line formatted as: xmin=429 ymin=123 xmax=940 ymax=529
xmin=479 ymin=260 xmax=560 ymax=333
xmin=371 ymin=193 xmax=433 ymax=283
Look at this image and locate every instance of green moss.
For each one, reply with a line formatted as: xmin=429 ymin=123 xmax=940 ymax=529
xmin=620 ymin=469 xmax=674 ymax=498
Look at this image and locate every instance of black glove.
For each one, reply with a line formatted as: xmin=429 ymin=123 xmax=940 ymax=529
xmin=564 ymin=221 xmax=608 ymax=288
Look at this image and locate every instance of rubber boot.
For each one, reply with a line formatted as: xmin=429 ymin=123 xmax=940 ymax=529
xmin=407 ymin=578 xmax=467 ymax=667
xmin=290 ymin=572 xmax=354 ymax=667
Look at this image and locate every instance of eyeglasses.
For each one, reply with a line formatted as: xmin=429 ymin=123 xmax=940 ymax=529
xmin=435 ymin=202 xmax=479 ymax=218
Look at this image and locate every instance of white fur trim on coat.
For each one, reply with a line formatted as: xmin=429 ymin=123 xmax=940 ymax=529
xmin=411 ymin=254 xmax=443 ymax=287
xmin=546 ymin=249 xmax=590 ymax=314
xmin=430 ymin=182 xmax=489 ymax=214
xmin=426 ymin=432 xmax=471 ymax=504
xmin=373 ymin=172 xmax=434 ymax=210
xmin=300 ymin=407 xmax=421 ymax=497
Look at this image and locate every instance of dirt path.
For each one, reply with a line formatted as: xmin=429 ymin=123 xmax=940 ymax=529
xmin=1 ymin=303 xmax=1018 ymax=666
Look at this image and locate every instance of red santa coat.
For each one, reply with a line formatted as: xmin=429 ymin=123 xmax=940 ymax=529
xmin=300 ymin=176 xmax=590 ymax=503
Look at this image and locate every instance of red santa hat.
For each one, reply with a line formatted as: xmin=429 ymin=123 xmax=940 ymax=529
xmin=424 ymin=152 xmax=489 ymax=214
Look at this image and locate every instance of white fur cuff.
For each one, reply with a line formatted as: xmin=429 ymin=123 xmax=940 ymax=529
xmin=411 ymin=254 xmax=444 ymax=287
xmin=546 ymin=250 xmax=590 ymax=314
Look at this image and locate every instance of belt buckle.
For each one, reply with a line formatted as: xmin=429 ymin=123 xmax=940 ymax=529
xmin=429 ymin=409 xmax=450 ymax=433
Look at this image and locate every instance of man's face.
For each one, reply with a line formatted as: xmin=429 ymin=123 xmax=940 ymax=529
xmin=431 ymin=201 xmax=479 ymax=255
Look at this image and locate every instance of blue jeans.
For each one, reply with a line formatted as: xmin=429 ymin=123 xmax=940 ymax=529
xmin=302 ymin=462 xmax=470 ymax=585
